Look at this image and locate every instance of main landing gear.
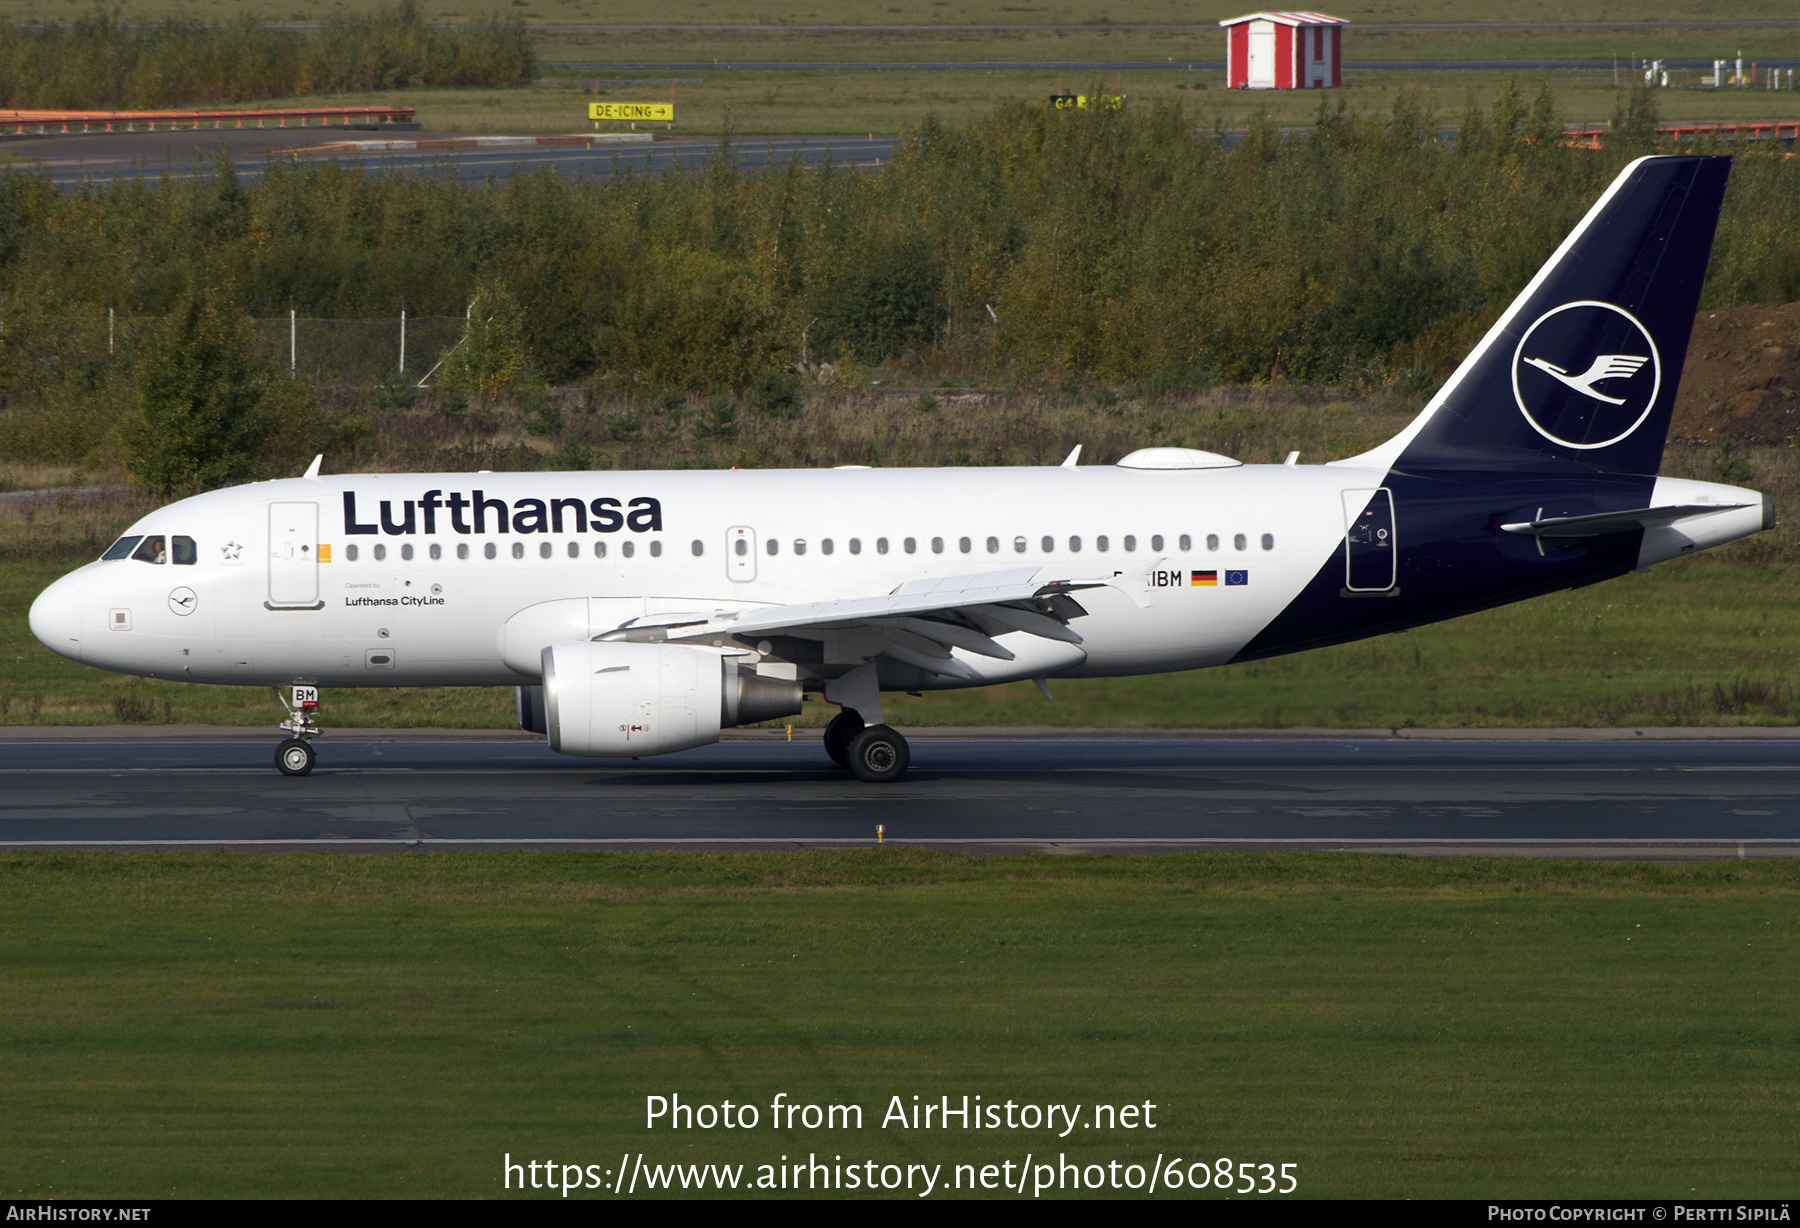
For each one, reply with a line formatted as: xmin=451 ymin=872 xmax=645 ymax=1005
xmin=822 ymin=709 xmax=911 ymax=783
xmin=273 ymin=685 xmax=321 ymax=777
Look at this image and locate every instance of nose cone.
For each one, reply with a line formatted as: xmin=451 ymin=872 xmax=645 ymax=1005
xmin=29 ymin=574 xmax=82 ymax=662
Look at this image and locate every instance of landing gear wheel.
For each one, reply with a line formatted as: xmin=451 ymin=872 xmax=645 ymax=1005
xmin=275 ymin=737 xmax=316 ymax=777
xmin=823 ymin=710 xmax=865 ymax=767
xmin=846 ymin=724 xmax=909 ymax=783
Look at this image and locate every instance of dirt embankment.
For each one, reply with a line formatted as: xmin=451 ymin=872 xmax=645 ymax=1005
xmin=1671 ymin=302 xmax=1800 ymax=445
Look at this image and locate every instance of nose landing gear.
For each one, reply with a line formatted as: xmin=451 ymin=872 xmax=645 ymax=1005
xmin=273 ymin=684 xmax=321 ymax=777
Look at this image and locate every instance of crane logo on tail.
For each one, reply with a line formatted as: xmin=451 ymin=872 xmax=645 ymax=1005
xmin=1512 ymin=301 xmax=1662 ymax=450
xmin=1521 ymin=353 xmax=1649 ymax=406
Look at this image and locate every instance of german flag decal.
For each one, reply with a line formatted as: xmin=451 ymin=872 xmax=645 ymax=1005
xmin=1191 ymin=570 xmax=1218 ymax=586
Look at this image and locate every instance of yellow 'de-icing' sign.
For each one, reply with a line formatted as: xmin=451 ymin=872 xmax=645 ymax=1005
xmin=589 ymin=102 xmax=674 ymax=121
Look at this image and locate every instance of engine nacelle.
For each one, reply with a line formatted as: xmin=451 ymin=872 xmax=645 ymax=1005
xmin=541 ymin=640 xmax=802 ymax=758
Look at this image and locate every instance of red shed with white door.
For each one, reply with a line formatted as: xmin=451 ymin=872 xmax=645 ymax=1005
xmin=1221 ymin=12 xmax=1346 ymax=89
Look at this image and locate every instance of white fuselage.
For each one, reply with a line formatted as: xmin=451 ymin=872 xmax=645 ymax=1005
xmin=31 ymin=461 xmax=1389 ymax=689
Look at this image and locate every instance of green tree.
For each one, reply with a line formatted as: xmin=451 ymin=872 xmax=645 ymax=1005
xmin=1490 ymin=76 xmax=1525 ymax=154
xmin=120 ymin=285 xmax=316 ymax=497
xmin=437 ymin=280 xmax=538 ymax=403
xmin=1528 ymin=80 xmax=1561 ymax=148
xmin=1609 ymin=83 xmax=1660 ymax=156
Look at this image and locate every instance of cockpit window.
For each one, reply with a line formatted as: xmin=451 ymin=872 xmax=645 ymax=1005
xmin=130 ymin=535 xmax=167 ymax=564
xmin=172 ymin=535 xmax=197 ymax=565
xmin=102 ymin=535 xmax=143 ymax=561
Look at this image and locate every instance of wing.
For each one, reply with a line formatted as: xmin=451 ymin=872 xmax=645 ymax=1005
xmin=592 ymin=566 xmax=1109 ymax=680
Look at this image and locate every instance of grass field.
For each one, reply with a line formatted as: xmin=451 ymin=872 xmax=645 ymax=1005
xmin=164 ymin=66 xmax=1800 ymax=138
xmin=533 ymin=26 xmax=1800 ymax=67
xmin=0 ymin=1 xmax=1796 ymax=27
xmin=0 ymin=850 xmax=1795 ymax=1199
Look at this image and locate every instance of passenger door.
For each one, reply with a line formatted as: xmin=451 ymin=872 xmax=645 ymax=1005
xmin=268 ymin=502 xmax=321 ymax=607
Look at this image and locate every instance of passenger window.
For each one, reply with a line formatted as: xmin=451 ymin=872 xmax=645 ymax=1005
xmin=691 ymin=540 xmax=704 ymax=557
xmin=538 ymin=541 xmax=551 ymax=559
xmin=987 ymin=536 xmax=999 ymax=553
xmin=822 ymin=539 xmax=835 ymax=555
xmin=649 ymin=541 xmax=663 ymax=557
xmin=431 ymin=543 xmax=443 ymax=561
xmin=458 ymin=543 xmax=470 ymax=560
xmin=1096 ymin=535 xmax=1109 ymax=552
xmin=1180 ymin=535 xmax=1192 ymax=551
xmin=904 ymin=537 xmax=917 ymax=554
xmin=1068 ymin=536 xmax=1082 ymax=553
xmin=131 ymin=535 xmax=167 ymax=564
xmin=512 ymin=542 xmax=525 ymax=559
xmin=1262 ymin=533 xmax=1275 ymax=551
xmin=1233 ymin=534 xmax=1246 ymax=551
xmin=568 ymin=541 xmax=580 ymax=558
xmin=1014 ymin=536 xmax=1026 ymax=553
xmin=1041 ymin=536 xmax=1054 ymax=552
xmin=401 ymin=543 xmax=414 ymax=561
xmin=877 ymin=537 xmax=889 ymax=554
xmin=1207 ymin=534 xmax=1219 ymax=551
xmin=346 ymin=544 xmax=360 ymax=562
xmin=931 ymin=537 xmax=945 ymax=554
xmin=102 ymin=535 xmax=143 ymax=561
xmin=622 ymin=541 xmax=635 ymax=558
xmin=1151 ymin=535 xmax=1164 ymax=551
xmin=594 ymin=542 xmax=607 ymax=559
xmin=767 ymin=539 xmax=779 ymax=556
xmin=849 ymin=538 xmax=862 ymax=555
xmin=172 ymin=535 xmax=197 ymax=565
xmin=484 ymin=543 xmax=497 ymax=560
xmin=794 ymin=539 xmax=807 ymax=556
xmin=958 ymin=537 xmax=971 ymax=554
xmin=374 ymin=544 xmax=388 ymax=561
xmin=735 ymin=538 xmax=748 ymax=556
xmin=1124 ymin=535 xmax=1136 ymax=552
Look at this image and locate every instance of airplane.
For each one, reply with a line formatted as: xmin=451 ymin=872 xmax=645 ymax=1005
xmin=27 ymin=154 xmax=1771 ymax=782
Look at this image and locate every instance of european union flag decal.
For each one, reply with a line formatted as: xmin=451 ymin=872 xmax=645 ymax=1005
xmin=1225 ymin=570 xmax=1248 ymax=586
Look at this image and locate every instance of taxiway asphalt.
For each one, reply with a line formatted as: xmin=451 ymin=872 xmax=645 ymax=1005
xmin=1 ymin=129 xmax=895 ymax=188
xmin=5 ymin=733 xmax=1800 ymax=856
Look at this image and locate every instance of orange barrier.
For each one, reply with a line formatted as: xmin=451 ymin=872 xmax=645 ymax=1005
xmin=0 ymin=106 xmax=415 ymax=135
xmin=1563 ymin=120 xmax=1800 ymax=149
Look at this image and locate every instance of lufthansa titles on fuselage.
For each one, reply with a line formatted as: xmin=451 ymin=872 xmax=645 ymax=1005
xmin=343 ymin=490 xmax=663 ymax=537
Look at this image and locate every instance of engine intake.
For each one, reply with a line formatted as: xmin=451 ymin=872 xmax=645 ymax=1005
xmin=541 ymin=640 xmax=802 ymax=758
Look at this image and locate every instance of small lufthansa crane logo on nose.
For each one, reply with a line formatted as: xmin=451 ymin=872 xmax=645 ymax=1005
xmin=1512 ymin=300 xmax=1661 ymax=450
xmin=168 ymin=587 xmax=197 ymax=616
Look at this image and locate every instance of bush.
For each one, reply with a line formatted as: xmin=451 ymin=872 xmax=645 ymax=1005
xmin=119 ymin=285 xmax=319 ymax=497
xmin=1711 ymin=438 xmax=1754 ymax=485
xmin=436 ymin=281 xmax=535 ymax=405
xmin=747 ymin=371 xmax=803 ymax=419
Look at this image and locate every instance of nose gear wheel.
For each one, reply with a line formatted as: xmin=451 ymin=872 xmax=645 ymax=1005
xmin=275 ymin=737 xmax=316 ymax=776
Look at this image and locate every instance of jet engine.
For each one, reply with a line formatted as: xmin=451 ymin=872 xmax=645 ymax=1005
xmin=541 ymin=640 xmax=803 ymax=757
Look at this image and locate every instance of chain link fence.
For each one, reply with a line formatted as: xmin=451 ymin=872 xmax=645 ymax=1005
xmin=109 ymin=314 xmax=468 ymax=387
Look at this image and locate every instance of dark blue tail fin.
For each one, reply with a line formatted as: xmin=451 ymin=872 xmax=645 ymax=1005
xmin=1357 ymin=155 xmax=1731 ymax=477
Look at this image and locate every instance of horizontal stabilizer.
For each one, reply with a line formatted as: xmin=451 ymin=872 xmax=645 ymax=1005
xmin=1501 ymin=503 xmax=1751 ymax=538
